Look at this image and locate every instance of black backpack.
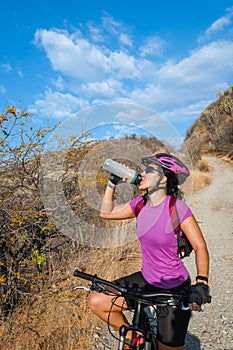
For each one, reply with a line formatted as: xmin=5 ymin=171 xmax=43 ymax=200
xmin=135 ymin=195 xmax=193 ymax=259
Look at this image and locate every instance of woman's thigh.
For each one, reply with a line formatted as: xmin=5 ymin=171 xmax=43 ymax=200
xmin=88 ymin=290 xmax=127 ymax=313
xmin=157 ymin=306 xmax=191 ymax=347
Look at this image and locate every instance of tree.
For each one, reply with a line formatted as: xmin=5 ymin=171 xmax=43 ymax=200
xmin=0 ymin=104 xmax=106 ymax=318
xmin=0 ymin=105 xmax=60 ymax=317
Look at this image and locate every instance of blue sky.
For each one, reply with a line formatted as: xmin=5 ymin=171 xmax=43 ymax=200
xmin=1 ymin=0 xmax=233 ymax=141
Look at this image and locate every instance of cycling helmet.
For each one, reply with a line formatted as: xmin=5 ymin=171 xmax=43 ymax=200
xmin=142 ymin=153 xmax=190 ymax=185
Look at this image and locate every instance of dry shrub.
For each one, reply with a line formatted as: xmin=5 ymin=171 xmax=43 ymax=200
xmin=191 ymin=169 xmax=212 ymax=191
xmin=0 ymin=241 xmax=141 ymax=350
xmin=190 ymin=158 xmax=212 ymax=191
xmin=196 ymin=159 xmax=212 ymax=172
xmin=182 ymin=158 xmax=212 ymax=195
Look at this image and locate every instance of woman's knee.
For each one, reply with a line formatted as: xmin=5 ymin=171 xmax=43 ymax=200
xmin=88 ymin=291 xmax=104 ymax=314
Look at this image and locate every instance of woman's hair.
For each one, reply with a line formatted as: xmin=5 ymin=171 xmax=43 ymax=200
xmin=141 ymin=167 xmax=183 ymax=204
xmin=163 ymin=168 xmax=183 ymax=199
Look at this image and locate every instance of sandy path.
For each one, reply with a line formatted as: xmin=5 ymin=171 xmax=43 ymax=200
xmin=184 ymin=156 xmax=233 ymax=350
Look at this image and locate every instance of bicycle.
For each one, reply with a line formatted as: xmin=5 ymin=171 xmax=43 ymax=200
xmin=74 ymin=269 xmax=189 ymax=350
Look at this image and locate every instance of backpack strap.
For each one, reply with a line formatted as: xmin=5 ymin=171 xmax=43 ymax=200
xmin=169 ymin=196 xmax=181 ymax=232
xmin=169 ymin=196 xmax=191 ymax=258
xmin=134 ymin=193 xmax=148 ymax=217
xmin=134 ymin=198 xmax=144 ymax=217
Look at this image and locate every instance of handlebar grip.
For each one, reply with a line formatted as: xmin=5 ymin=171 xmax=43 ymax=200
xmin=73 ymin=269 xmax=94 ymax=281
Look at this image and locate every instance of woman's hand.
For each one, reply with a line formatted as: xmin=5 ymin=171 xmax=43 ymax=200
xmin=109 ymin=174 xmax=124 ymax=185
xmin=188 ymin=283 xmax=211 ymax=311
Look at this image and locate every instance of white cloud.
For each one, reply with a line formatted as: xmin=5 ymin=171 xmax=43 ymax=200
xmin=162 ymin=100 xmax=212 ymax=123
xmin=87 ymin=22 xmax=104 ymax=43
xmin=30 ymin=89 xmax=89 ymax=119
xmin=81 ymin=79 xmax=124 ymax=97
xmin=108 ymin=51 xmax=139 ymax=78
xmin=34 ymin=29 xmax=109 ymax=82
xmin=1 ymin=63 xmax=12 ymax=72
xmin=130 ymin=41 xmax=233 ymax=110
xmin=206 ymin=16 xmax=231 ymax=35
xmin=34 ymin=28 xmax=139 ymax=82
xmin=0 ymin=85 xmax=6 ymax=94
xmin=87 ymin=13 xmax=133 ymax=50
xmin=52 ymin=76 xmax=65 ymax=90
xmin=139 ymin=36 xmax=167 ymax=58
xmin=160 ymin=41 xmax=233 ymax=83
xmin=17 ymin=69 xmax=24 ymax=79
xmin=32 ymin=11 xmax=233 ymax=129
xmin=119 ymin=33 xmax=133 ymax=47
xmin=101 ymin=13 xmax=123 ymax=36
xmin=198 ymin=6 xmax=233 ymax=43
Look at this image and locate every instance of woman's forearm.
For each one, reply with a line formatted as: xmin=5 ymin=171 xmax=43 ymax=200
xmin=195 ymin=243 xmax=209 ymax=283
xmin=100 ymin=184 xmax=134 ymax=220
xmin=181 ymin=216 xmax=210 ymax=283
xmin=100 ymin=186 xmax=115 ymax=215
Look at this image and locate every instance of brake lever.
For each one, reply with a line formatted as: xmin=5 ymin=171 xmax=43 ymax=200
xmin=166 ymin=298 xmax=190 ymax=310
xmin=74 ymin=285 xmax=91 ymax=292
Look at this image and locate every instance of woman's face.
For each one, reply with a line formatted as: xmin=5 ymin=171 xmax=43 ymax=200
xmin=138 ymin=163 xmax=167 ymax=191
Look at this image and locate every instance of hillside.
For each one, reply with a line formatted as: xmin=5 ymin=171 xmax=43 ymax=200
xmin=184 ymin=85 xmax=233 ymax=163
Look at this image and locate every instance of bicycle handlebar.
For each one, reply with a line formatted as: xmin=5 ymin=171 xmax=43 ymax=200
xmin=73 ymin=269 xmax=128 ymax=294
xmin=73 ymin=269 xmax=96 ymax=282
xmin=73 ymin=269 xmax=186 ymax=307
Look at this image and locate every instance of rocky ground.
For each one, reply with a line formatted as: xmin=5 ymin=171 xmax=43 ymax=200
xmin=183 ymin=156 xmax=233 ymax=350
xmin=92 ymin=156 xmax=233 ymax=350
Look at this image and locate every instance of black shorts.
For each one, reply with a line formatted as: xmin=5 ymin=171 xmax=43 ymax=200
xmin=114 ymin=271 xmax=191 ymax=347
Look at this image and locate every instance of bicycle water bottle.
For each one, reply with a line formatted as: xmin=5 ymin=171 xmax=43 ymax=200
xmin=103 ymin=158 xmax=142 ymax=185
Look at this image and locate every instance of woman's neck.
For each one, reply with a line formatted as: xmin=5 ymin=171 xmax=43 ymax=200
xmin=148 ymin=190 xmax=167 ymax=206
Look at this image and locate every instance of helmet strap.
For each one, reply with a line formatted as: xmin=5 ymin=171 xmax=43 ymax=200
xmin=148 ymin=173 xmax=166 ymax=195
xmin=148 ymin=185 xmax=166 ymax=195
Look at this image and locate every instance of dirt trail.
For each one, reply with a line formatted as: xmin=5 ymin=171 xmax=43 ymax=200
xmin=184 ymin=156 xmax=233 ymax=350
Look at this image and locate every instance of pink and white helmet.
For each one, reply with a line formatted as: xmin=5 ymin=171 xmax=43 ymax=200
xmin=142 ymin=153 xmax=190 ymax=184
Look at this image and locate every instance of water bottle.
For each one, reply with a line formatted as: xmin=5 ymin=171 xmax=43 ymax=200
xmin=103 ymin=158 xmax=142 ymax=185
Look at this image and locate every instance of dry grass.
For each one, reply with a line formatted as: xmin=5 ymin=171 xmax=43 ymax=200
xmin=0 ymin=242 xmax=141 ymax=350
xmin=192 ymin=159 xmax=212 ymax=191
xmin=181 ymin=158 xmax=212 ymax=196
xmin=196 ymin=159 xmax=212 ymax=172
xmin=191 ymin=170 xmax=212 ymax=192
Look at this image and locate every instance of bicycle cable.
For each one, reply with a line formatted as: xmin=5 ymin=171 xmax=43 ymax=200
xmin=107 ymin=295 xmax=129 ymax=342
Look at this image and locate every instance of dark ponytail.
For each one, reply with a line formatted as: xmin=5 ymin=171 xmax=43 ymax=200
xmin=163 ymin=169 xmax=183 ymax=199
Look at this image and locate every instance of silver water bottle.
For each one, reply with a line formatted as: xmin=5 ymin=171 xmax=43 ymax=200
xmin=103 ymin=158 xmax=142 ymax=185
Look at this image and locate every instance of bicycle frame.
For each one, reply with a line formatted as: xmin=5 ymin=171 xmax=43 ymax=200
xmin=118 ymin=301 xmax=156 ymax=350
xmin=73 ymin=270 xmax=187 ymax=350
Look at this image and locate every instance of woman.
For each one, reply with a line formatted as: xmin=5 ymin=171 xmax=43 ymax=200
xmin=88 ymin=153 xmax=210 ymax=350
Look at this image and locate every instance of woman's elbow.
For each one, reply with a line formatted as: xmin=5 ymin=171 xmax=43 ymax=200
xmin=100 ymin=210 xmax=105 ymax=218
xmin=100 ymin=211 xmax=110 ymax=219
xmin=194 ymin=241 xmax=209 ymax=256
